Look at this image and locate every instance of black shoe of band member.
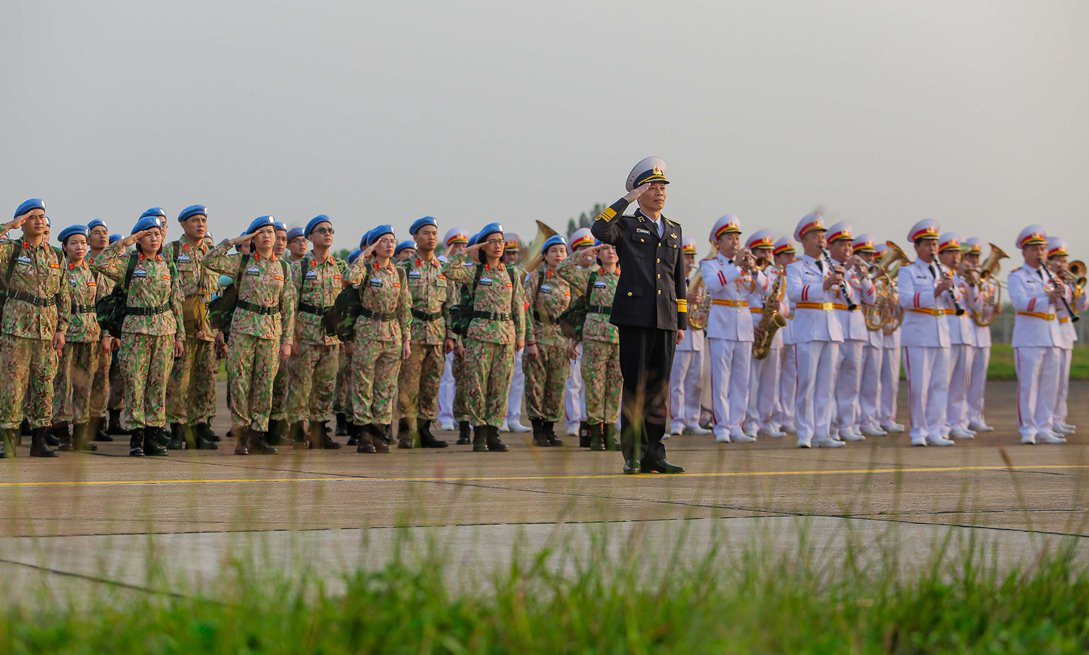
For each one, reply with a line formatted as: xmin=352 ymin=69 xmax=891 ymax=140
xmin=368 ymin=424 xmax=391 ymax=453
xmin=457 ymin=420 xmax=471 ymax=445
xmin=142 ymin=427 xmax=168 ymax=457
xmin=335 ymin=413 xmax=348 ymax=436
xmin=530 ymin=419 xmax=549 ymax=447
xmin=486 ymin=425 xmax=509 ymax=453
xmin=92 ymin=418 xmax=113 ymax=442
xmin=30 ymin=427 xmax=59 ymax=457
xmin=54 ymin=422 xmax=73 ymax=451
xmin=72 ymin=423 xmax=97 ymax=452
xmin=603 ymin=423 xmax=620 ymax=452
xmin=167 ymin=423 xmax=187 ymax=450
xmin=418 ymin=420 xmax=447 ymax=448
xmin=471 ymin=425 xmax=489 ymax=452
xmin=543 ymin=421 xmax=563 ymax=447
xmin=588 ymin=423 xmax=605 ymax=451
xmin=107 ymin=409 xmax=129 ymax=435
xmin=579 ymin=420 xmax=591 ymax=448
xmin=188 ymin=423 xmax=218 ymax=450
xmin=129 ymin=428 xmax=145 ymax=457
xmin=197 ymin=423 xmax=221 ymax=442
xmin=249 ymin=429 xmax=278 ymax=455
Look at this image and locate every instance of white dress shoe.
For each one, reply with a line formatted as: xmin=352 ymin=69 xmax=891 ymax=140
xmin=910 ymin=435 xmax=927 ymax=447
xmin=713 ymin=426 xmax=731 ymax=443
xmin=797 ymin=438 xmax=812 ymax=449
xmin=1020 ymin=433 xmax=1036 ymax=445
xmin=730 ymin=427 xmax=756 ymax=443
xmin=861 ymin=425 xmax=887 ymax=437
xmin=949 ymin=428 xmax=975 ymax=440
xmin=840 ymin=429 xmax=865 ymax=442
xmin=926 ymin=434 xmax=955 ymax=446
xmin=684 ymin=424 xmax=711 ymax=436
xmin=1059 ymin=421 xmax=1077 ymax=432
xmin=439 ymin=420 xmax=456 ymax=432
xmin=565 ymin=423 xmax=579 ymax=436
xmin=1037 ymin=431 xmax=1066 ymax=445
xmin=499 ymin=421 xmax=510 ymax=432
xmin=668 ymin=423 xmax=685 ymax=436
xmin=1055 ymin=423 xmax=1076 ymax=435
xmin=507 ymin=421 xmax=531 ymax=433
xmin=813 ymin=436 xmax=845 ymax=448
xmin=779 ymin=422 xmax=797 ymax=434
xmin=881 ymin=421 xmax=906 ymax=434
xmin=968 ymin=421 xmax=994 ymax=433
xmin=758 ymin=428 xmax=786 ymax=438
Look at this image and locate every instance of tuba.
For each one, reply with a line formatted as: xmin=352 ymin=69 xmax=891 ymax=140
xmin=685 ymin=244 xmax=718 ymax=330
xmin=880 ymin=241 xmax=911 ymax=334
xmin=971 ymin=242 xmax=1008 ymax=327
xmin=753 ymin=265 xmax=788 ymax=359
xmin=522 ymin=220 xmax=559 ymax=274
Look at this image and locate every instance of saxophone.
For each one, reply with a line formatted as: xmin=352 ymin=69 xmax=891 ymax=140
xmin=753 ymin=265 xmax=787 ymax=360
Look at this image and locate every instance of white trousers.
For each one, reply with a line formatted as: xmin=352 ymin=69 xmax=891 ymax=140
xmin=946 ymin=344 xmax=972 ymax=431
xmin=879 ymin=344 xmax=901 ymax=424
xmin=670 ymin=349 xmax=703 ymax=427
xmin=858 ymin=344 xmax=882 ymax=428
xmin=708 ymin=338 xmax=751 ymax=431
xmin=506 ymin=349 xmax=526 ymax=424
xmin=438 ymin=351 xmax=455 ymax=424
xmin=834 ymin=340 xmax=864 ymax=432
xmin=776 ymin=344 xmax=797 ymax=427
xmin=564 ymin=346 xmax=585 ymax=425
xmin=746 ymin=346 xmax=780 ymax=428
xmin=794 ymin=340 xmax=839 ymax=444
xmin=1054 ymin=347 xmax=1073 ymax=423
xmin=1014 ymin=346 xmax=1060 ymax=438
xmin=903 ymin=345 xmax=950 ymax=441
xmin=967 ymin=345 xmax=990 ymax=426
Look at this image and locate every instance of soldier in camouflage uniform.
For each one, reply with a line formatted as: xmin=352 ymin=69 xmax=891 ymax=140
xmin=559 ymin=243 xmax=622 ymax=451
xmin=201 ymin=216 xmax=296 ymax=455
xmin=286 ymin=215 xmax=344 ymax=450
xmin=333 ymin=248 xmax=361 ymax=439
xmin=0 ymin=200 xmax=69 ymax=458
xmin=92 ymin=216 xmax=185 ymax=457
xmin=266 ymin=220 xmax=292 ymax=443
xmin=449 ymin=232 xmax=475 ymax=445
xmin=51 ymin=225 xmax=102 ymax=452
xmin=286 ymin=226 xmax=308 ymax=265
xmin=345 ymin=225 xmax=412 ymax=453
xmin=104 ymin=233 xmax=128 ymax=435
xmin=523 ymin=235 xmax=573 ymax=446
xmin=395 ymin=216 xmax=451 ymax=449
xmin=85 ymin=220 xmax=117 ymax=442
xmin=164 ymin=205 xmax=219 ymax=450
xmin=442 ymin=223 xmax=526 ymax=452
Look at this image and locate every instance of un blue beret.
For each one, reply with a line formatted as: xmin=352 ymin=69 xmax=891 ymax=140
xmin=178 ymin=205 xmax=207 ymax=222
xmin=305 ymin=214 xmax=332 ymax=238
xmin=477 ymin=222 xmax=503 ymax=243
xmin=347 ymin=248 xmax=362 ymax=266
xmin=395 ymin=240 xmax=416 ymax=255
xmin=87 ymin=218 xmax=107 ymax=232
xmin=367 ymin=224 xmax=394 ymax=247
xmin=409 ymin=216 xmax=437 ymax=235
xmin=14 ymin=198 xmax=45 ymax=219
xmin=541 ymin=234 xmax=568 ymax=255
xmin=287 ymin=227 xmax=305 ymax=242
xmin=467 ymin=232 xmax=479 ymax=247
xmin=45 ymin=215 xmax=51 ymax=227
xmin=108 ymin=233 xmax=122 ymax=245
xmin=140 ymin=207 xmax=166 ymax=220
xmin=274 ymin=220 xmax=288 ymax=233
xmin=58 ymin=225 xmax=88 ymax=244
xmin=245 ymin=215 xmax=278 ymax=235
xmin=131 ymin=215 xmax=162 ymax=235
xmin=359 ymin=229 xmax=373 ymax=250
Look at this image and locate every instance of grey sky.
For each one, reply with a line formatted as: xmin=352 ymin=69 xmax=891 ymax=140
xmin=3 ymin=0 xmax=1086 ymax=257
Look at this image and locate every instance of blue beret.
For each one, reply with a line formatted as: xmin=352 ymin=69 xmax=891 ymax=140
xmin=305 ymin=214 xmax=332 ymax=237
xmin=467 ymin=232 xmax=479 ymax=247
xmin=287 ymin=227 xmax=305 ymax=242
xmin=140 ymin=207 xmax=166 ymax=220
xmin=14 ymin=198 xmax=45 ymax=219
xmin=245 ymin=215 xmax=278 ymax=235
xmin=108 ymin=233 xmax=122 ymax=245
xmin=131 ymin=215 xmax=162 ymax=235
xmin=45 ymin=216 xmax=51 ymax=227
xmin=359 ymin=229 xmax=373 ymax=250
xmin=178 ymin=205 xmax=207 ymax=222
xmin=274 ymin=220 xmax=288 ymax=233
xmin=409 ymin=216 xmax=437 ymax=235
xmin=395 ymin=240 xmax=416 ymax=255
xmin=541 ymin=234 xmax=568 ymax=255
xmin=347 ymin=248 xmax=362 ymax=266
xmin=87 ymin=218 xmax=107 ymax=232
xmin=367 ymin=224 xmax=394 ymax=247
xmin=58 ymin=225 xmax=88 ymax=244
xmin=594 ymin=240 xmax=604 ymax=247
xmin=477 ymin=222 xmax=504 ymax=243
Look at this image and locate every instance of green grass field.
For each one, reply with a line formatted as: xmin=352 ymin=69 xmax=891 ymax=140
xmin=988 ymin=344 xmax=1089 ymax=380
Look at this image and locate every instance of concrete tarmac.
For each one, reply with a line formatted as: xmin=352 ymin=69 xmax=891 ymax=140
xmin=2 ymin=381 xmax=1087 ymax=602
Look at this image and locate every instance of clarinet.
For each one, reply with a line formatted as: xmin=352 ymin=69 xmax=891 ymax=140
xmin=934 ymin=259 xmax=966 ymax=316
xmin=1042 ymin=263 xmax=1081 ymax=323
xmin=821 ymin=248 xmax=857 ymax=311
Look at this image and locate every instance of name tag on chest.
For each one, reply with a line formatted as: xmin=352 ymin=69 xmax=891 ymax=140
xmin=246 ymin=267 xmax=261 ymax=276
xmin=635 ymin=228 xmax=653 ymax=237
xmin=408 ymin=270 xmax=422 ymax=279
xmin=594 ymin=281 xmax=607 ymax=289
xmin=369 ymin=277 xmax=384 ymax=287
xmin=177 ymin=254 xmax=192 ymax=263
xmin=539 ymin=284 xmax=552 ymax=293
xmin=479 ymin=277 xmax=493 ymax=286
xmin=16 ymin=256 xmax=31 ymax=265
xmin=133 ymin=269 xmax=148 ymax=278
xmin=305 ymin=270 xmax=318 ymax=279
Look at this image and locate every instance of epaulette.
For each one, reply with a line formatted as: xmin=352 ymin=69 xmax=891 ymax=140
xmin=665 ymin=217 xmax=680 ymax=227
xmin=1011 ymin=266 xmax=1023 ymax=273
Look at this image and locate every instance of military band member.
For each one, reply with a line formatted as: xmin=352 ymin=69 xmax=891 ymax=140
xmin=502 ymin=234 xmax=532 ymax=434
xmin=938 ymin=232 xmax=977 ymax=440
xmin=1046 ymin=237 xmax=1084 ymax=435
xmin=669 ymin=236 xmax=708 ymax=436
xmin=395 ymin=216 xmax=451 ymax=449
xmin=564 ymin=227 xmax=593 ymax=439
xmin=92 ymin=216 xmax=185 ymax=457
xmin=961 ymin=237 xmax=994 ymax=433
xmin=771 ymin=237 xmax=798 ymax=434
xmin=86 ymin=218 xmax=116 ymax=442
xmin=591 ymin=157 xmax=686 ymax=474
xmin=743 ymin=229 xmax=785 ymax=439
xmin=851 ymin=234 xmax=886 ymax=436
xmin=524 ymin=234 xmax=572 ymax=447
xmin=437 ymin=226 xmax=468 ymax=433
xmin=286 ymin=227 xmax=308 ymax=264
xmin=872 ymin=241 xmax=905 ymax=434
xmin=443 ymin=223 xmax=527 ymax=452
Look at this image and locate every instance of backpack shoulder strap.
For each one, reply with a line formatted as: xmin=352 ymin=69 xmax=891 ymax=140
xmin=4 ymin=241 xmax=23 ymax=287
xmin=171 ymin=241 xmax=180 ymax=262
xmin=585 ymin=271 xmax=597 ymax=301
xmin=123 ymin=252 xmax=139 ymax=288
xmin=235 ymin=254 xmax=251 ymax=286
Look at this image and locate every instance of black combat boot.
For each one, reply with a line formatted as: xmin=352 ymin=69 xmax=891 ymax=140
xmin=107 ymin=409 xmax=128 ymax=435
xmin=579 ymin=420 xmax=591 ymax=448
xmin=197 ymin=422 xmax=221 ymax=442
xmin=72 ymin=423 xmax=97 ymax=452
xmin=92 ymin=417 xmax=113 ymax=442
xmin=265 ymin=420 xmax=285 ymax=446
xmin=457 ymin=420 xmax=471 ymax=445
xmin=346 ymin=420 xmax=359 ymax=446
xmin=43 ymin=423 xmax=61 ymax=447
xmin=604 ymin=423 xmax=620 ymax=451
xmin=188 ymin=423 xmax=218 ymax=450
xmin=20 ymin=418 xmax=32 ymax=438
xmin=249 ymin=429 xmax=278 ymax=454
xmin=418 ymin=420 xmax=447 ymax=448
xmin=486 ymin=425 xmax=509 ymax=452
xmin=311 ymin=422 xmax=341 ymax=449
xmin=353 ymin=423 xmax=376 ymax=453
xmin=167 ymin=423 xmax=187 ymax=450
xmin=368 ymin=424 xmax=390 ymax=453
xmin=543 ymin=421 xmax=563 ymax=447
xmin=588 ymin=423 xmax=604 ymax=451
xmin=472 ymin=425 xmax=489 ymax=452
xmin=142 ymin=427 xmax=168 ymax=456
xmin=397 ymin=418 xmax=415 ymax=449
xmin=53 ymin=422 xmax=73 ymax=451
xmin=234 ymin=429 xmax=250 ymax=456
xmin=290 ymin=422 xmax=308 ymax=449
xmin=129 ymin=428 xmax=145 ymax=457
xmin=30 ymin=427 xmax=59 ymax=457
xmin=530 ymin=419 xmax=549 ymax=447
xmin=335 ymin=413 xmax=348 ymax=436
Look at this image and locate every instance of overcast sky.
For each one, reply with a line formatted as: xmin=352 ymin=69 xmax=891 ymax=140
xmin=3 ymin=0 xmax=1086 ymax=256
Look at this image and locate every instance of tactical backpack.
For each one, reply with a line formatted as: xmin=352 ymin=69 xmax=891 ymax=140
xmin=0 ymin=243 xmax=65 ymax=316
xmin=322 ymin=265 xmax=369 ymax=342
xmin=448 ymin=264 xmax=518 ymax=336
xmin=558 ymin=271 xmax=598 ymax=341
xmin=208 ymin=255 xmax=290 ymax=335
xmin=96 ymin=253 xmax=178 ymax=338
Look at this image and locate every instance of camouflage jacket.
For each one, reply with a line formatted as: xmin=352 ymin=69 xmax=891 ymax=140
xmin=523 ymin=265 xmax=572 ymax=347
xmin=166 ymin=238 xmax=218 ymax=341
xmin=201 ymin=241 xmax=296 ymax=345
xmin=87 ymin=250 xmax=118 ymax=302
xmin=400 ymin=255 xmax=454 ymax=345
xmin=346 ymin=258 xmax=412 ymax=342
xmin=63 ymin=260 xmax=102 ymax=342
xmin=442 ymin=253 xmax=526 ymax=346
xmin=92 ymin=242 xmax=184 ymax=337
xmin=0 ymin=238 xmax=70 ymax=340
xmin=292 ymin=252 xmax=346 ymax=346
xmin=559 ymin=257 xmax=620 ymax=344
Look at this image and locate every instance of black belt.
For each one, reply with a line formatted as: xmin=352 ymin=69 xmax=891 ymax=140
xmin=360 ymin=307 xmax=395 ymax=321
xmin=298 ymin=301 xmax=329 ymax=316
xmin=237 ymin=300 xmax=278 ymax=315
xmin=412 ymin=309 xmax=443 ymax=322
xmin=8 ymin=290 xmax=53 ymax=307
xmin=72 ymin=303 xmax=96 ymax=314
xmin=127 ymin=302 xmax=171 ymax=316
xmin=473 ymin=310 xmax=511 ymax=322
xmin=588 ymin=304 xmax=612 ymax=316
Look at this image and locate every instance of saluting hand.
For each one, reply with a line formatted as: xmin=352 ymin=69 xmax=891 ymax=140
xmin=579 ymin=244 xmax=608 ymax=266
xmin=228 ymin=232 xmax=258 ymax=247
xmin=623 ymin=183 xmax=652 ymax=204
xmin=4 ymin=214 xmax=28 ymax=232
xmin=120 ymin=229 xmax=156 ymax=248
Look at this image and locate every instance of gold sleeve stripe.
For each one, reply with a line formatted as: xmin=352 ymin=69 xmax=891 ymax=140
xmin=677 ymin=298 xmax=688 ymax=312
xmin=596 ymin=208 xmax=617 ymax=223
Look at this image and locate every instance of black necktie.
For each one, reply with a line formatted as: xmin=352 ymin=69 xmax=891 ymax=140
xmin=928 ymin=264 xmax=936 ymax=278
xmin=1037 ymin=268 xmax=1045 ymax=281
xmin=816 ymin=259 xmax=823 ymax=273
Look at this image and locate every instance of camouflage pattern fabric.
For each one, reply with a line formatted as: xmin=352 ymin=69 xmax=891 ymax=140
xmin=287 ymin=342 xmax=339 ymax=422
xmin=0 ymin=334 xmax=59 ymax=429
xmin=90 ymin=242 xmax=183 ymax=337
xmin=165 ymin=238 xmax=219 ymax=425
xmin=52 ymin=340 xmax=98 ymax=425
xmin=118 ymin=332 xmax=174 ymax=429
xmin=62 ymin=261 xmax=101 ymax=342
xmin=333 ymin=346 xmax=351 ymax=416
xmin=557 ymin=257 xmax=620 ymax=344
xmin=200 ymin=241 xmax=296 ymax=344
xmin=397 ymin=255 xmax=454 ymax=423
xmin=226 ymin=332 xmax=280 ymax=431
xmin=270 ymin=363 xmax=288 ymax=421
xmin=346 ymin=259 xmax=411 ymax=426
xmin=351 ymin=338 xmax=402 ymax=425
xmin=522 ymin=266 xmax=572 ymax=422
xmin=397 ymin=342 xmax=444 ymax=422
xmin=287 ymin=253 xmax=345 ymax=423
xmin=582 ymin=340 xmax=621 ymax=423
xmin=87 ymin=254 xmax=116 ymax=420
xmin=452 ymin=347 xmax=469 ymax=422
xmin=463 ymin=339 xmax=515 ymax=427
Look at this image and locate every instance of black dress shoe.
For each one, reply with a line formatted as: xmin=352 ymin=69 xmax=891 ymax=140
xmin=623 ymin=459 xmax=639 ymax=475
xmin=640 ymin=459 xmax=685 ymax=474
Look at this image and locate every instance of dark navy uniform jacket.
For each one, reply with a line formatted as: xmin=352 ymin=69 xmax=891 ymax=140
xmin=591 ymin=198 xmax=687 ymax=331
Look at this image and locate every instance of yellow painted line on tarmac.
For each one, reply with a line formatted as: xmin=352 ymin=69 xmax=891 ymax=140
xmin=1 ymin=463 xmax=1088 ymax=489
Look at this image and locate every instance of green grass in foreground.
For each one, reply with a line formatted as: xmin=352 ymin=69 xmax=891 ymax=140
xmin=988 ymin=344 xmax=1089 ymax=380
xmin=3 ymin=538 xmax=1088 ymax=653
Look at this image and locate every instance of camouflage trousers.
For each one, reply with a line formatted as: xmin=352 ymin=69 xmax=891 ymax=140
xmin=287 ymin=342 xmax=340 ymax=423
xmin=351 ymin=338 xmax=402 ymax=426
xmin=453 ymin=348 xmax=469 ymax=422
xmin=0 ymin=333 xmax=59 ymax=429
xmin=464 ymin=338 xmax=515 ymax=427
xmin=227 ymin=333 xmax=281 ymax=432
xmin=89 ymin=342 xmax=112 ymax=419
xmin=108 ymin=348 xmax=124 ymax=411
xmin=52 ymin=340 xmax=99 ymax=425
xmin=165 ymin=337 xmax=217 ymax=425
xmin=269 ymin=358 xmax=289 ymax=421
xmin=334 ymin=346 xmax=351 ymax=415
xmin=397 ymin=342 xmax=444 ymax=422
xmin=119 ymin=332 xmax=175 ymax=429
xmin=582 ymin=339 xmax=621 ymax=424
xmin=523 ymin=341 xmax=568 ymax=422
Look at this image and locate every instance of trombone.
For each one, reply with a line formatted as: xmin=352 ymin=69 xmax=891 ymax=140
xmin=968 ymin=242 xmax=1008 ymax=327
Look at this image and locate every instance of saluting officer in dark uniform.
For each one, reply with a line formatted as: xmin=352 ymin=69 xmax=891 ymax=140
xmin=591 ymin=157 xmax=687 ymax=474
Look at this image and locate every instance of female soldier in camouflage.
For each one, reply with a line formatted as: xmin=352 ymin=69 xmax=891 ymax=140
xmin=523 ymin=235 xmax=572 ymax=447
xmin=91 ymin=217 xmax=185 ymax=457
xmin=334 ymin=247 xmax=361 ymax=439
xmin=200 ymin=216 xmax=296 ymax=456
xmin=267 ymin=220 xmax=292 ymax=444
xmin=345 ymin=225 xmax=412 ymax=453
xmin=559 ymin=243 xmax=622 ymax=451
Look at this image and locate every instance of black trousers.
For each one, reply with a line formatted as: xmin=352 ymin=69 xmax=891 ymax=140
xmin=617 ymin=325 xmax=676 ymax=464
